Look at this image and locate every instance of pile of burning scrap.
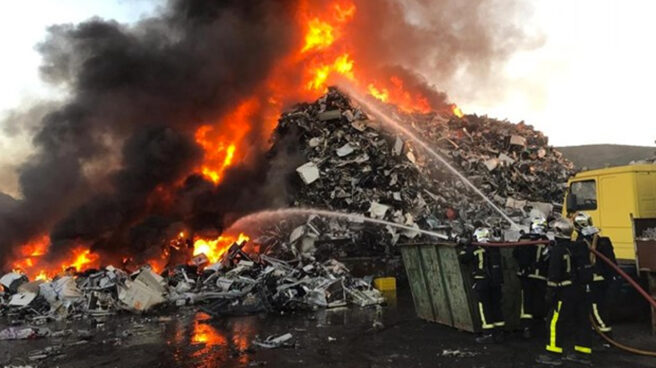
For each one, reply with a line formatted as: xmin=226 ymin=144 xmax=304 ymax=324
xmin=0 ymin=237 xmax=383 ymax=337
xmin=270 ymin=88 xmax=574 ymax=252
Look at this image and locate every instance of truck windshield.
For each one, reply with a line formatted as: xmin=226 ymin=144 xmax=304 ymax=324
xmin=570 ymin=180 xmax=597 ymax=210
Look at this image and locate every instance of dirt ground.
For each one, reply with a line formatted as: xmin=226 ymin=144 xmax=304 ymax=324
xmin=1 ymin=288 xmax=654 ymax=368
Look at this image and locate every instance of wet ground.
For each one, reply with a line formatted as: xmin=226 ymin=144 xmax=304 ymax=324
xmin=1 ymin=288 xmax=654 ymax=368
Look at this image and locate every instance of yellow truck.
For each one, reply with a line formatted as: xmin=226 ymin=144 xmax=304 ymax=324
xmin=563 ymin=164 xmax=656 ymax=262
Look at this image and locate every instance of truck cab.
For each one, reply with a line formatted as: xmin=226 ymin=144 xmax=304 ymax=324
xmin=563 ymin=164 xmax=656 ymax=262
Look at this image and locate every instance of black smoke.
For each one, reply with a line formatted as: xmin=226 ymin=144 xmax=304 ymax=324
xmin=0 ymin=0 xmax=299 ymax=265
xmin=0 ymin=0 xmax=534 ymax=266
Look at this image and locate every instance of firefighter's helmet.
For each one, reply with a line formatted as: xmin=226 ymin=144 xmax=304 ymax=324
xmin=552 ymin=218 xmax=574 ymax=239
xmin=581 ymin=225 xmax=600 ymax=237
xmin=573 ymin=212 xmax=593 ymax=231
xmin=473 ymin=227 xmax=491 ymax=243
xmin=530 ymin=217 xmax=548 ymax=234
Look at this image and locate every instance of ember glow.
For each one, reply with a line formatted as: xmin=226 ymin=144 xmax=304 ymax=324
xmin=193 ymin=233 xmax=250 ymax=264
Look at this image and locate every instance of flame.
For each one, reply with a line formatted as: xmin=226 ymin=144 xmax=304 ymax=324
xmin=367 ymin=76 xmax=432 ymax=114
xmin=307 ymin=53 xmax=355 ymax=91
xmin=144 ymin=255 xmax=167 ymax=275
xmin=367 ymin=84 xmax=389 ymax=102
xmin=7 ymin=1 xmax=467 ymax=276
xmin=10 ymin=236 xmax=100 ymax=280
xmin=295 ymin=1 xmax=445 ymax=113
xmin=451 ymin=104 xmax=464 ymax=118
xmin=193 ymin=0 xmax=463 ymax=186
xmin=302 ymin=18 xmax=335 ymax=53
xmin=195 ymin=99 xmax=256 ymax=184
xmin=35 ymin=270 xmax=49 ymax=281
xmin=334 ymin=2 xmax=357 ymax=22
xmin=10 ymin=235 xmax=50 ymax=279
xmin=68 ymin=247 xmax=100 ymax=272
xmin=193 ymin=233 xmax=250 ymax=264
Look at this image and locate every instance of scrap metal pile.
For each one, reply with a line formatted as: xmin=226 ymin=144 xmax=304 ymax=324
xmin=271 ymin=88 xmax=575 ymax=253
xmin=638 ymin=227 xmax=656 ymax=240
xmin=0 ymin=240 xmax=383 ymax=336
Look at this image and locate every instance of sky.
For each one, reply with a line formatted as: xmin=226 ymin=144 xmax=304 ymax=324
xmin=0 ymin=0 xmax=654 ymax=196
xmin=0 ymin=0 xmax=159 ymax=196
xmin=451 ymin=0 xmax=656 ymax=147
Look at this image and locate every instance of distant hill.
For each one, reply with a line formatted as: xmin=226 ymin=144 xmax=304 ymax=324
xmin=557 ymin=144 xmax=655 ymax=170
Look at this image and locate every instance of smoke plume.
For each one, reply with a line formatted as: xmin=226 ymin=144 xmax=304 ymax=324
xmin=0 ymin=0 xmax=534 ymax=266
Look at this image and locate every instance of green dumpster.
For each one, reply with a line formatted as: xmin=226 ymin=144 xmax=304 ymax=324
xmin=401 ymin=242 xmax=521 ymax=333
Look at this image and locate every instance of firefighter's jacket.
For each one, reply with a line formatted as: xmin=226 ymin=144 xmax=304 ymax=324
xmin=512 ymin=233 xmax=550 ymax=280
xmin=459 ymin=244 xmax=504 ymax=286
xmin=578 ymin=234 xmax=618 ymax=282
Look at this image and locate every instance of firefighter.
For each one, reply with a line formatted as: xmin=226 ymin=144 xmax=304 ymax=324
xmin=513 ymin=216 xmax=550 ymax=339
xmin=458 ymin=227 xmax=505 ymax=343
xmin=537 ymin=218 xmax=594 ymax=366
xmin=573 ymin=212 xmax=619 ymax=336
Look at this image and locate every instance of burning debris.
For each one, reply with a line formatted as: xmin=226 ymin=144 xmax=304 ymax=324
xmin=0 ymin=86 xmax=575 ymax=345
xmin=267 ymin=88 xmax=573 ymax=251
xmin=1 ymin=0 xmax=536 ymax=273
xmin=0 ymin=236 xmax=383 ymax=331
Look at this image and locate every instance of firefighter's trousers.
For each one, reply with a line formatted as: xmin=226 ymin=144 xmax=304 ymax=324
xmin=473 ymin=278 xmax=504 ymax=333
xmin=589 ymin=278 xmax=620 ymax=333
xmin=519 ymin=276 xmax=547 ymax=328
xmin=545 ymin=284 xmax=592 ymax=355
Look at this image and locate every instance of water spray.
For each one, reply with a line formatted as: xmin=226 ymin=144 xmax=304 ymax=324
xmin=225 ymin=208 xmax=449 ymax=240
xmin=339 ymin=84 xmax=520 ymax=230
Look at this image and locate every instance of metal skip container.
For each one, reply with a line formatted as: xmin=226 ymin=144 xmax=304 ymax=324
xmin=400 ymin=242 xmax=521 ymax=333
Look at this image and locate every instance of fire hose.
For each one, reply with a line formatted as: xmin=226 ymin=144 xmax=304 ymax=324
xmin=469 ymin=240 xmax=656 ymax=356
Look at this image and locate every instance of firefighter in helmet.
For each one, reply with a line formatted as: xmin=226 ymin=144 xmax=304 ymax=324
xmin=537 ymin=218 xmax=593 ymax=366
xmin=513 ymin=216 xmax=550 ymax=338
xmin=458 ymin=227 xmax=505 ymax=343
xmin=573 ymin=212 xmax=619 ymax=337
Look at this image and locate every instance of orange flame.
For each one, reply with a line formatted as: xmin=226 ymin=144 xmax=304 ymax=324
xmin=10 ymin=235 xmax=101 ymax=280
xmin=10 ymin=235 xmax=50 ymax=278
xmin=302 ymin=18 xmax=335 ymax=53
xmin=307 ymin=53 xmax=355 ymax=91
xmin=334 ymin=2 xmax=357 ymax=22
xmin=8 ymin=1 xmax=466 ymax=277
xmin=68 ymin=247 xmax=100 ymax=272
xmin=193 ymin=0 xmax=462 ymax=186
xmin=295 ymin=1 xmax=445 ymax=114
xmin=34 ymin=270 xmax=49 ymax=281
xmin=193 ymin=233 xmax=250 ymax=264
xmin=452 ymin=104 xmax=464 ymax=118
xmin=195 ymin=99 xmax=257 ymax=184
xmin=367 ymin=83 xmax=389 ymax=102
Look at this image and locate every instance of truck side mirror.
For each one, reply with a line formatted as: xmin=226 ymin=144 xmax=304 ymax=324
xmin=566 ymin=193 xmax=577 ymax=214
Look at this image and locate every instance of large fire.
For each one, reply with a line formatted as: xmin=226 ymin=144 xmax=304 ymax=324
xmin=6 ymin=0 xmax=465 ymax=278
xmin=194 ymin=0 xmax=464 ymax=186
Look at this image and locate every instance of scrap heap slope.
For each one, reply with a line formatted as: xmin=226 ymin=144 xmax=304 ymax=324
xmin=267 ymin=88 xmax=574 ymax=254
